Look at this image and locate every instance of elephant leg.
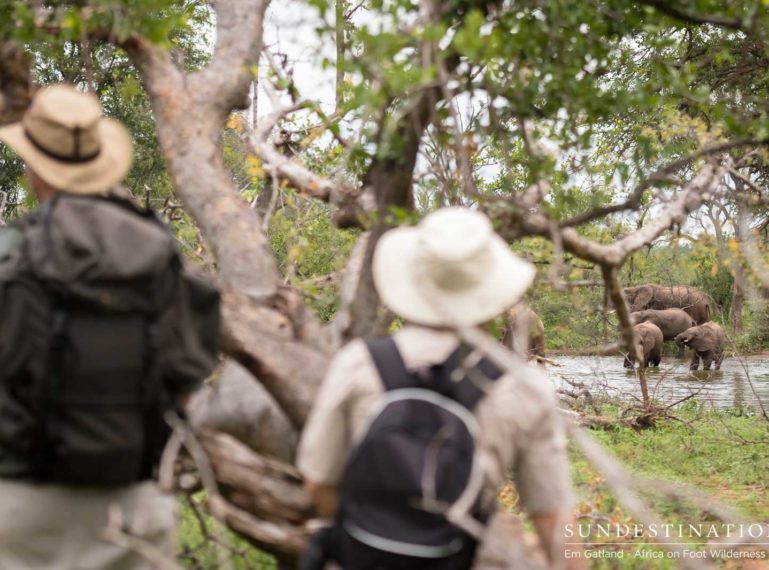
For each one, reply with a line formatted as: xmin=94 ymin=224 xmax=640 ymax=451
xmin=689 ymin=352 xmax=699 ymax=371
xmin=702 ymin=351 xmax=713 ymax=371
xmin=715 ymin=350 xmax=724 ymax=370
xmin=676 ymin=343 xmax=685 ymax=359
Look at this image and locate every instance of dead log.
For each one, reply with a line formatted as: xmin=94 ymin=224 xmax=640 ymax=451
xmin=200 ymin=432 xmax=313 ymax=525
xmin=561 ymin=409 xmax=642 ymax=429
xmin=189 ymin=361 xmax=297 ymax=462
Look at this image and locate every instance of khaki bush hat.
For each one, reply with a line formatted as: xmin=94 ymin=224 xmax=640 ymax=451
xmin=0 ymin=83 xmax=132 ymax=193
xmin=373 ymin=207 xmax=536 ymax=327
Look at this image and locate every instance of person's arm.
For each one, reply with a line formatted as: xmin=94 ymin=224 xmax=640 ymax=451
xmin=297 ymin=341 xmax=366 ymax=516
xmin=531 ymin=511 xmax=585 ymax=570
xmin=507 ymin=378 xmax=583 ymax=568
xmin=304 ymin=480 xmax=340 ymax=517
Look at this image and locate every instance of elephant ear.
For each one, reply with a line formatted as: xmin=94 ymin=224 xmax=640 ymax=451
xmin=634 ymin=286 xmax=654 ymax=308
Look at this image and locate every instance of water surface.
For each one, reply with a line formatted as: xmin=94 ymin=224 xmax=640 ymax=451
xmin=549 ymin=354 xmax=769 ymax=411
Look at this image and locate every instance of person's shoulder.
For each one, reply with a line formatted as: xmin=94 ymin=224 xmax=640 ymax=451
xmin=316 ymin=337 xmax=381 ymax=404
xmin=0 ymin=220 xmax=29 ymax=279
xmin=487 ymin=361 xmax=558 ymax=423
xmin=327 ymin=337 xmax=375 ymax=377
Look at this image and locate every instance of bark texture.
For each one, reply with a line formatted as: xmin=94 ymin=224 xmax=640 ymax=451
xmin=189 ymin=361 xmax=297 ymax=462
xmin=0 ymin=42 xmax=32 ymax=126
xmin=125 ymin=1 xmax=334 ymax=434
xmin=732 ymin=258 xmax=744 ymax=333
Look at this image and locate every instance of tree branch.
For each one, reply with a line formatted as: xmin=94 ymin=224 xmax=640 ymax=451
xmin=0 ymin=41 xmax=32 ymax=126
xmin=248 ymin=103 xmax=370 ymax=227
xmin=561 ymin=139 xmax=762 ymax=228
xmin=191 ymin=0 xmax=270 ymax=116
xmin=494 ymin=162 xmax=726 ymax=266
xmin=637 ymin=0 xmax=744 ymax=31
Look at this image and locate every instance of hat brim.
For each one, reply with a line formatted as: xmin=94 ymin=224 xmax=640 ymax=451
xmin=373 ymin=226 xmax=536 ymax=327
xmin=0 ymin=118 xmax=132 ymax=194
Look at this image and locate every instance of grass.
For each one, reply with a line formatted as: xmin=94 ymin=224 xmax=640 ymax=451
xmin=499 ymin=403 xmax=769 ymax=568
xmin=576 ymin=403 xmax=769 ymax=516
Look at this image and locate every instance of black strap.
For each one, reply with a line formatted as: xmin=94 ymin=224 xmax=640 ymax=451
xmin=36 ymin=305 xmax=68 ymax=480
xmin=366 ymin=337 xmax=504 ymax=411
xmin=366 ymin=337 xmax=417 ymax=392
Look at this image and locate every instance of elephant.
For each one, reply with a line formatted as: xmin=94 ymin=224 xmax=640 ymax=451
xmin=630 ymin=308 xmax=696 ymax=357
xmin=501 ymin=303 xmax=545 ymax=363
xmin=623 ymin=284 xmax=711 ymax=325
xmin=623 ymin=321 xmax=663 ymax=369
xmin=675 ymin=321 xmax=726 ymax=371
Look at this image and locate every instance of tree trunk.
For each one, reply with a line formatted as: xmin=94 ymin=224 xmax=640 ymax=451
xmin=0 ymin=42 xmax=32 ymax=126
xmin=732 ymin=260 xmax=744 ymax=334
xmin=125 ymin=1 xmax=334 ymax=430
xmin=335 ymin=0 xmax=346 ymax=112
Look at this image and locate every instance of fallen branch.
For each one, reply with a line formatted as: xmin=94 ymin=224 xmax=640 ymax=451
xmin=533 ymin=354 xmax=562 ymax=367
xmin=560 ymin=409 xmax=643 ymax=430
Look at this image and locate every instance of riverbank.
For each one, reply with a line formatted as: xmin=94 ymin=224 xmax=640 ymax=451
xmin=546 ymin=348 xmax=769 ymax=357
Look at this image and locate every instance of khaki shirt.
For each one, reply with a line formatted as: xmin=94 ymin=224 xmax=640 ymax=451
xmin=297 ymin=326 xmax=573 ymax=514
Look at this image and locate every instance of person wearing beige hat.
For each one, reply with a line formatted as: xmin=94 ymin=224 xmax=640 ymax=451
xmin=0 ymin=84 xmax=218 ymax=569
xmin=297 ymin=207 xmax=583 ymax=569
xmin=0 ymin=83 xmax=133 ymax=195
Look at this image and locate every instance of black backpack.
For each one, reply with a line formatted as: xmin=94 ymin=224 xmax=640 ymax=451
xmin=0 ymin=194 xmax=219 ymax=485
xmin=337 ymin=337 xmax=503 ymax=566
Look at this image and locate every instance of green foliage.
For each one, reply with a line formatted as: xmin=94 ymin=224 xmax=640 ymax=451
xmin=268 ymin=197 xmax=359 ymax=322
xmin=0 ymin=1 xmax=212 ymax=224
xmin=179 ymin=493 xmax=276 ymax=569
xmin=0 ymin=146 xmax=24 ymax=220
xmin=4 ymin=1 xmax=207 ymax=46
xmin=688 ymin=238 xmax=734 ymax=317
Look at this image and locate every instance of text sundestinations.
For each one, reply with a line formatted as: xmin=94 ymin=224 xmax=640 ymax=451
xmin=565 ymin=523 xmax=769 ymax=540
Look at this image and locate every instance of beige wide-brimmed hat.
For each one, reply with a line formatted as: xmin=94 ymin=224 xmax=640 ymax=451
xmin=373 ymin=207 xmax=536 ymax=327
xmin=0 ymin=83 xmax=132 ymax=194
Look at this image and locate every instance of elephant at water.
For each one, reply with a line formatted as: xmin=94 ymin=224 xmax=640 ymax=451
xmin=675 ymin=321 xmax=726 ymax=371
xmin=630 ymin=308 xmax=696 ymax=357
xmin=501 ymin=303 xmax=545 ymax=363
xmin=624 ymin=284 xmax=711 ymax=325
xmin=623 ymin=321 xmax=663 ymax=369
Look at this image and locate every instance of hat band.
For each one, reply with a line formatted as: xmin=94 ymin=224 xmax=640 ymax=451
xmin=24 ymin=127 xmax=101 ymax=164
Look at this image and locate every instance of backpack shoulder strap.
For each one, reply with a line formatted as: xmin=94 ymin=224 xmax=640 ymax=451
xmin=436 ymin=344 xmax=505 ymax=411
xmin=366 ymin=337 xmax=505 ymax=406
xmin=365 ymin=337 xmax=418 ymax=392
